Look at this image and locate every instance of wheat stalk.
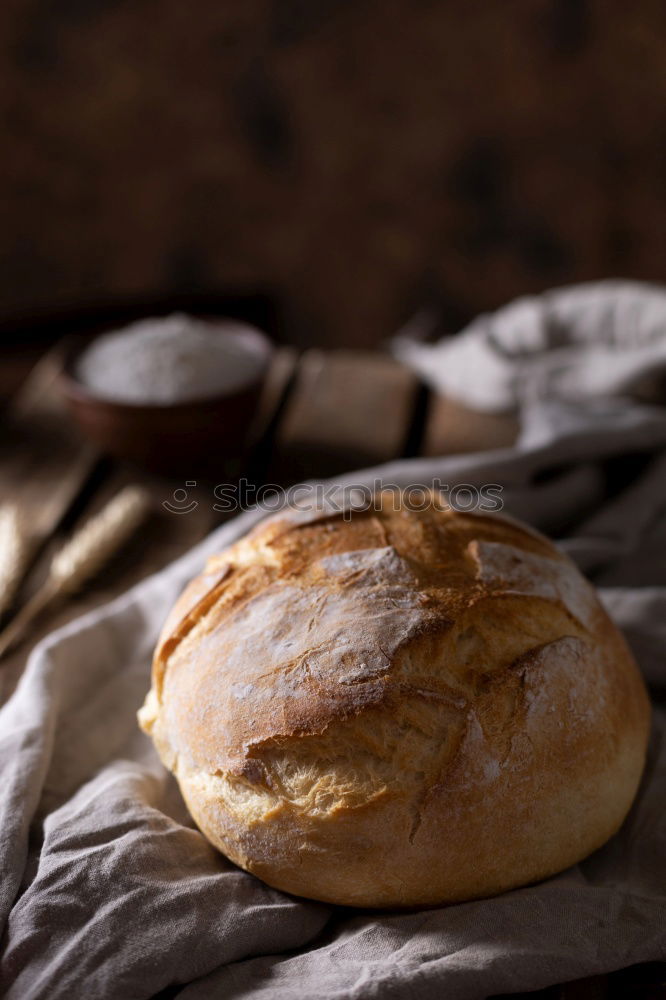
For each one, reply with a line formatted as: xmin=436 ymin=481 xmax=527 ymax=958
xmin=0 ymin=504 xmax=32 ymax=618
xmin=0 ymin=486 xmax=151 ymax=660
xmin=49 ymin=486 xmax=150 ymax=593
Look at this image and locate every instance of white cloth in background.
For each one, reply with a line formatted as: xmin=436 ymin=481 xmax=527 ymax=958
xmin=1 ymin=281 xmax=666 ymax=1000
xmin=392 ymin=280 xmax=666 ymax=412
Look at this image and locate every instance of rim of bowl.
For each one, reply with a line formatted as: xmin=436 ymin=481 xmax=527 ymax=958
xmin=59 ymin=318 xmax=274 ymax=411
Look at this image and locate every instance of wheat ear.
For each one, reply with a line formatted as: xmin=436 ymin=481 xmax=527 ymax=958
xmin=0 ymin=504 xmax=32 ymax=618
xmin=0 ymin=486 xmax=150 ymax=660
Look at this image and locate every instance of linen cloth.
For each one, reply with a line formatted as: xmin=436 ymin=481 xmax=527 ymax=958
xmin=1 ymin=280 xmax=666 ymax=1000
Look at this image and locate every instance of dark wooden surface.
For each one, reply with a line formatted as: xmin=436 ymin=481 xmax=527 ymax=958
xmin=0 ymin=347 xmax=663 ymax=1000
xmin=2 ymin=3 xmax=666 ymax=348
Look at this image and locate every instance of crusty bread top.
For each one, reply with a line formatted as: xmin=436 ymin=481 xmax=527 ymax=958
xmin=147 ymin=495 xmax=609 ymax=789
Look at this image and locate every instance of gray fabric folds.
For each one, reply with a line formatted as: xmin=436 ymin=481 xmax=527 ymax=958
xmin=2 ymin=282 xmax=666 ymax=999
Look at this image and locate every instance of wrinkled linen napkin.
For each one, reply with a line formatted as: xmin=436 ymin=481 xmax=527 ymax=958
xmin=2 ymin=281 xmax=666 ymax=1000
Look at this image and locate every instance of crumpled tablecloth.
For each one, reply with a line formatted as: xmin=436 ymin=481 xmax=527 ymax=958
xmin=1 ymin=280 xmax=666 ymax=1000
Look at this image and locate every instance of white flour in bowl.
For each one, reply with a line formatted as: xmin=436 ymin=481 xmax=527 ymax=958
xmin=75 ymin=314 xmax=267 ymax=405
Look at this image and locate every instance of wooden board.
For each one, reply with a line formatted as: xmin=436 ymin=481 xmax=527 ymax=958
xmin=422 ymin=393 xmax=519 ymax=457
xmin=270 ymin=349 xmax=419 ymax=482
xmin=0 ymin=348 xmax=98 ymax=609
xmin=0 ymin=348 xmax=97 ymax=540
xmin=247 ymin=346 xmax=298 ymax=446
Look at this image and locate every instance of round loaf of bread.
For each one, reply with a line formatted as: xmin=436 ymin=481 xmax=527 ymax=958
xmin=139 ymin=493 xmax=650 ymax=907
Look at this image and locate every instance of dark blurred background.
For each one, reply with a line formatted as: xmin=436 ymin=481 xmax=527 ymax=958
xmin=1 ymin=0 xmax=665 ymax=349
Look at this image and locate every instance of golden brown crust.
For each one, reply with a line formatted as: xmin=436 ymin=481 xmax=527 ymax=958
xmin=138 ymin=493 xmax=651 ymax=907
